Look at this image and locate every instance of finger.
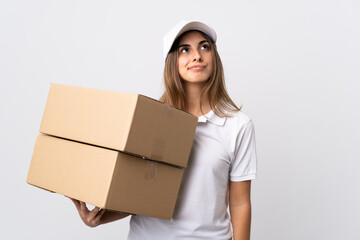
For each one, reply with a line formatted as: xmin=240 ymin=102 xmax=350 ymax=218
xmin=89 ymin=207 xmax=102 ymax=218
xmin=94 ymin=209 xmax=106 ymax=223
xmin=67 ymin=197 xmax=81 ymax=210
xmin=80 ymin=201 xmax=88 ymax=212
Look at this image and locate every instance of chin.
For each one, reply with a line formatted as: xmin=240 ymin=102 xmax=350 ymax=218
xmin=182 ymin=75 xmax=211 ymax=83
xmin=183 ymin=79 xmax=209 ymax=84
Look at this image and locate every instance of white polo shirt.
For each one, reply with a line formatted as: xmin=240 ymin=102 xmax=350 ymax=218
xmin=128 ymin=110 xmax=257 ymax=240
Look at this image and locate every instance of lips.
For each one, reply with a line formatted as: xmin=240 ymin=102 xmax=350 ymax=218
xmin=188 ymin=65 xmax=206 ymax=70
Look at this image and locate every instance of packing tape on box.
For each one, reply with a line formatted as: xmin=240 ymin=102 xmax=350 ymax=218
xmin=150 ymin=139 xmax=165 ymax=162
xmin=145 ymin=160 xmax=157 ymax=181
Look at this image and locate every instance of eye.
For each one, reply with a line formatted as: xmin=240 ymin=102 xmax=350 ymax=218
xmin=180 ymin=47 xmax=189 ymax=53
xmin=201 ymin=44 xmax=210 ymax=51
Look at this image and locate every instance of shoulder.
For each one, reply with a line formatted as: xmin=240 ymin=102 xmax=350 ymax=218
xmin=224 ymin=111 xmax=254 ymax=131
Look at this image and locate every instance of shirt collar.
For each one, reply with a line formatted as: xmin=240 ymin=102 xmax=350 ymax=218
xmin=197 ymin=110 xmax=226 ymax=126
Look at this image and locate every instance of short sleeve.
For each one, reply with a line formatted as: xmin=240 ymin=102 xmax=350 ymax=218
xmin=230 ymin=119 xmax=257 ymax=182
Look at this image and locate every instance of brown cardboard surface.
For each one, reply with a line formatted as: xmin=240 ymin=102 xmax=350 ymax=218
xmin=40 ymin=84 xmax=197 ymax=167
xmin=125 ymin=95 xmax=197 ymax=167
xmin=106 ymin=153 xmax=183 ymax=219
xmin=27 ymin=134 xmax=183 ymax=220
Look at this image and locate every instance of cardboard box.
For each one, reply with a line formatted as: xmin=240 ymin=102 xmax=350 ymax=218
xmin=40 ymin=84 xmax=197 ymax=167
xmin=27 ymin=134 xmax=184 ymax=220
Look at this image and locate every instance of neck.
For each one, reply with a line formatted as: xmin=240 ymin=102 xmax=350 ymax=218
xmin=183 ymin=81 xmax=211 ymax=117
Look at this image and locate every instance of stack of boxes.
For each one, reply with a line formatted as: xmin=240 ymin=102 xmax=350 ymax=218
xmin=26 ymin=84 xmax=197 ymax=220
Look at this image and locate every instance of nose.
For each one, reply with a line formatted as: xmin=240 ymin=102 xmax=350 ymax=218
xmin=193 ymin=50 xmax=202 ymax=62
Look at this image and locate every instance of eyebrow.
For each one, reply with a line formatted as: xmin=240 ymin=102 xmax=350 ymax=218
xmin=178 ymin=40 xmax=210 ymax=49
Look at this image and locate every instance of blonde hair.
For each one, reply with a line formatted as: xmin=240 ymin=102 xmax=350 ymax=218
xmin=160 ymin=31 xmax=241 ymax=117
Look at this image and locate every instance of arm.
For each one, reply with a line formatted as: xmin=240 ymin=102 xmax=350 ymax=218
xmin=68 ymin=197 xmax=130 ymax=227
xmin=229 ymin=180 xmax=252 ymax=240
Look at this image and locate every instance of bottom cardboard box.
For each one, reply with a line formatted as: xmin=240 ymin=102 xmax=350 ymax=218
xmin=27 ymin=134 xmax=183 ymax=220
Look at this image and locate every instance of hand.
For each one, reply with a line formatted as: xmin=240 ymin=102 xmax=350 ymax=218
xmin=67 ymin=197 xmax=106 ymax=227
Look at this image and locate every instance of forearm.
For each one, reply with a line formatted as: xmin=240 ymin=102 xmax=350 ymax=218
xmin=99 ymin=211 xmax=130 ymax=225
xmin=230 ymin=203 xmax=251 ymax=240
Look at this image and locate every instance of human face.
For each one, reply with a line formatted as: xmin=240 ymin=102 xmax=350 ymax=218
xmin=177 ymin=31 xmax=214 ymax=84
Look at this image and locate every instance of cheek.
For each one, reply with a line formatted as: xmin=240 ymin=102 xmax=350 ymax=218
xmin=177 ymin=58 xmax=187 ymax=74
xmin=178 ymin=57 xmax=186 ymax=68
xmin=209 ymin=62 xmax=215 ymax=74
xmin=207 ymin=55 xmax=215 ymax=74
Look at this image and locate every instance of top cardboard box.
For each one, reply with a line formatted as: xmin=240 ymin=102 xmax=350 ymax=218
xmin=40 ymin=84 xmax=197 ymax=168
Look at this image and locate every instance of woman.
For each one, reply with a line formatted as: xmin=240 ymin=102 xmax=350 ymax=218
xmin=70 ymin=20 xmax=257 ymax=240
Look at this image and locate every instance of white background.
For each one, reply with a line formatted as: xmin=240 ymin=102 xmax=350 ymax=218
xmin=1 ymin=0 xmax=359 ymax=239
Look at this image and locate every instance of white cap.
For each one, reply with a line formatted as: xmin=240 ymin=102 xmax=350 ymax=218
xmin=163 ymin=20 xmax=217 ymax=61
